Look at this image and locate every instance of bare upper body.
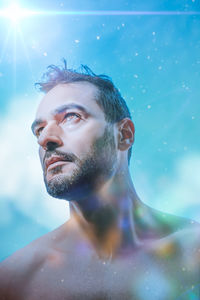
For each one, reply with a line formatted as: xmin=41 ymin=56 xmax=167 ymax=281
xmin=0 ymin=205 xmax=200 ymax=300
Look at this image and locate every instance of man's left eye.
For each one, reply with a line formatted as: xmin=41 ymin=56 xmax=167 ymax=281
xmin=63 ymin=112 xmax=81 ymax=122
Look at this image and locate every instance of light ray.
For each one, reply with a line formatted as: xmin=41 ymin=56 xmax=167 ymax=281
xmin=0 ymin=24 xmax=13 ymax=62
xmin=31 ymin=10 xmax=200 ymax=16
xmin=13 ymin=24 xmax=17 ymax=92
xmin=0 ymin=9 xmax=200 ymax=19
xmin=16 ymin=25 xmax=34 ymax=79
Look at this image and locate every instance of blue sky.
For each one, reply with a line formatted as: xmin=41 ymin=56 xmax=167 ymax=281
xmin=0 ymin=0 xmax=200 ymax=260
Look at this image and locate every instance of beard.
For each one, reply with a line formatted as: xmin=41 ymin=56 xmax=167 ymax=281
xmin=43 ymin=125 xmax=117 ymax=201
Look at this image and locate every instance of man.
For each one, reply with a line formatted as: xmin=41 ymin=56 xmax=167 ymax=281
xmin=0 ymin=63 xmax=200 ymax=300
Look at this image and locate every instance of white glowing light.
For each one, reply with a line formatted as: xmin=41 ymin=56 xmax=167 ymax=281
xmin=0 ymin=3 xmax=32 ymax=23
xmin=0 ymin=7 xmax=199 ymax=22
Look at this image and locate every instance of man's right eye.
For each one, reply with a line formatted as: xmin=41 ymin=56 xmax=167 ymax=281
xmin=36 ymin=127 xmax=44 ymax=137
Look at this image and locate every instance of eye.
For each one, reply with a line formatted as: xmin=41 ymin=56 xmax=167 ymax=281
xmin=36 ymin=127 xmax=44 ymax=137
xmin=63 ymin=112 xmax=81 ymax=122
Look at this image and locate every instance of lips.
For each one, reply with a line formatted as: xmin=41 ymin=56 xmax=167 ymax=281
xmin=45 ymin=156 xmax=71 ymax=172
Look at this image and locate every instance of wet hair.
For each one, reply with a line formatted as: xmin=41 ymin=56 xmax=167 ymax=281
xmin=36 ymin=60 xmax=133 ymax=163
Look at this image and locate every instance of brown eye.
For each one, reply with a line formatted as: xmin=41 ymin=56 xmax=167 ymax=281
xmin=36 ymin=127 xmax=44 ymax=137
xmin=63 ymin=112 xmax=81 ymax=122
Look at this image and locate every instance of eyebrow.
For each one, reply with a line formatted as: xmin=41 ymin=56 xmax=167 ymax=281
xmin=31 ymin=103 xmax=89 ymax=135
xmin=54 ymin=103 xmax=89 ymax=115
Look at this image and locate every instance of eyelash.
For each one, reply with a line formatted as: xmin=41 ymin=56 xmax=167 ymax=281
xmin=35 ymin=112 xmax=82 ymax=137
xmin=63 ymin=112 xmax=81 ymax=121
xmin=36 ymin=127 xmax=44 ymax=137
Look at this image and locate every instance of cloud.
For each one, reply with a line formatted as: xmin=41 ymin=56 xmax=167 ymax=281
xmin=135 ymin=154 xmax=200 ymax=222
xmin=154 ymin=154 xmax=200 ymax=221
xmin=0 ymin=95 xmax=69 ymax=229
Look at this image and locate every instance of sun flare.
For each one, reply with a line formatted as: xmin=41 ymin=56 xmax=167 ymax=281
xmin=0 ymin=3 xmax=33 ymax=23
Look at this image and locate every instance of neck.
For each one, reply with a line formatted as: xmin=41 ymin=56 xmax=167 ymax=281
xmin=69 ymin=168 xmax=144 ymax=259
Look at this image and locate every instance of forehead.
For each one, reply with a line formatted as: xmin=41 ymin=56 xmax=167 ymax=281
xmin=36 ymin=81 xmax=104 ymax=119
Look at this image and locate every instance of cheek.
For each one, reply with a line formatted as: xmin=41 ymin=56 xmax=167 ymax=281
xmin=63 ymin=123 xmax=106 ymax=156
xmin=75 ymin=127 xmax=105 ymax=154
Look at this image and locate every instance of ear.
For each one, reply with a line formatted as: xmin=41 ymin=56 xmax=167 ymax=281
xmin=117 ymin=118 xmax=135 ymax=151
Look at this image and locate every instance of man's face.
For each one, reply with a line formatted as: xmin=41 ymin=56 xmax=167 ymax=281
xmin=32 ymin=82 xmax=117 ymax=200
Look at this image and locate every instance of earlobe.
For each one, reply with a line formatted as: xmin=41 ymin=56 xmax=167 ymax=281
xmin=118 ymin=118 xmax=135 ymax=151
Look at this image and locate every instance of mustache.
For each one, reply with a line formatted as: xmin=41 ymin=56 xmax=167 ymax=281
xmin=43 ymin=150 xmax=78 ymax=168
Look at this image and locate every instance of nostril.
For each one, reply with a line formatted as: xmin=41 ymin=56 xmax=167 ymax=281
xmin=46 ymin=141 xmax=59 ymax=151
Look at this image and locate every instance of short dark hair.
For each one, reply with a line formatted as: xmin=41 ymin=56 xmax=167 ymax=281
xmin=36 ymin=61 xmax=133 ymax=163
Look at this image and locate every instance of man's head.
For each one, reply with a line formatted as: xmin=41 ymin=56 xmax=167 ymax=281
xmin=32 ymin=63 xmax=135 ymax=200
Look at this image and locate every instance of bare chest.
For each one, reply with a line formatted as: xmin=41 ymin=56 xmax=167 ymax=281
xmin=18 ymin=250 xmax=196 ymax=300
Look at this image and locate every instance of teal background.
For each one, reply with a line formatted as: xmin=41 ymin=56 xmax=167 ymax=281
xmin=0 ymin=0 xmax=200 ymax=261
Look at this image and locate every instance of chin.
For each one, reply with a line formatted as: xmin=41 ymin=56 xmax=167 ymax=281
xmin=44 ymin=172 xmax=80 ymax=200
xmin=44 ymin=171 xmax=96 ymax=201
xmin=45 ymin=164 xmax=75 ymax=182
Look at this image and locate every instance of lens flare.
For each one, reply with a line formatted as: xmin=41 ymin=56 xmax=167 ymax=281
xmin=0 ymin=3 xmax=32 ymax=23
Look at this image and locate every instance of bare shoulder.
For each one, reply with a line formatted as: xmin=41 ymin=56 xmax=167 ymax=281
xmin=0 ymin=220 xmax=73 ymax=299
xmin=173 ymin=221 xmax=200 ymax=249
xmin=164 ymin=212 xmax=200 ymax=246
xmin=151 ymin=205 xmax=200 ymax=238
xmin=0 ymin=229 xmax=56 ymax=299
xmin=149 ymin=219 xmax=200 ymax=272
xmin=148 ymin=207 xmax=200 ymax=267
xmin=157 ymin=208 xmax=200 ymax=250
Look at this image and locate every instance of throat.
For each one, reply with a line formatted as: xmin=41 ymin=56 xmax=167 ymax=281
xmin=70 ymin=197 xmax=139 ymax=260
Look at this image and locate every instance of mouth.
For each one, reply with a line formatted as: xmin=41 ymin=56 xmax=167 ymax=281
xmin=45 ymin=156 xmax=72 ymax=172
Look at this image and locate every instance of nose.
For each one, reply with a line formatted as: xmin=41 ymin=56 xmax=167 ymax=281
xmin=38 ymin=121 xmax=63 ymax=151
